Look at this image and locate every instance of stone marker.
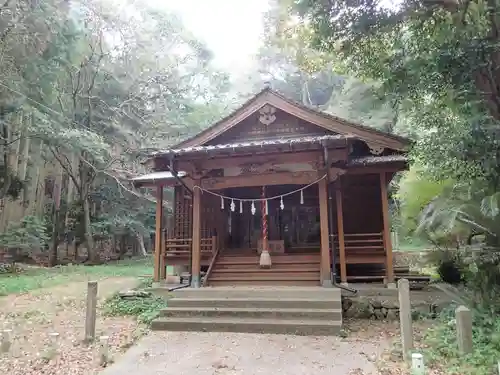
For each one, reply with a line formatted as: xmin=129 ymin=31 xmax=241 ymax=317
xmin=49 ymin=332 xmax=59 ymax=351
xmin=398 ymin=278 xmax=413 ymax=359
xmin=456 ymin=305 xmax=473 ymax=354
xmin=0 ymin=329 xmax=12 ymax=353
xmin=85 ymin=281 xmax=98 ymax=342
xmin=98 ymin=335 xmax=110 ymax=366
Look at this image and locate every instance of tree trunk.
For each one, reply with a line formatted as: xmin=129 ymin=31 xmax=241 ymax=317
xmin=119 ymin=234 xmax=127 ymax=259
xmin=136 ymin=234 xmax=147 ymax=257
xmin=83 ymin=197 xmax=97 ymax=264
xmin=49 ymin=164 xmax=63 ymax=267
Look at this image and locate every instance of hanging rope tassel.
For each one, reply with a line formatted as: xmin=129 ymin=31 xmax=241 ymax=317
xmin=230 ymin=199 xmax=235 ymax=212
xmin=280 ymin=196 xmax=284 ymax=210
xmin=251 ymin=201 xmax=256 ymax=215
xmin=221 ymin=196 xmax=224 ymax=210
xmin=240 ymin=200 xmax=243 ymax=214
xmin=300 ymin=189 xmax=304 ymax=205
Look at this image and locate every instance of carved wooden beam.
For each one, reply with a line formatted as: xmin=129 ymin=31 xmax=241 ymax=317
xmin=201 ymin=171 xmax=322 ymax=190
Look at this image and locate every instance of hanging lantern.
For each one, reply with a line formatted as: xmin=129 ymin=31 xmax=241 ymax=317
xmin=300 ymin=190 xmax=304 ymax=205
xmin=240 ymin=200 xmax=243 ymax=213
xmin=280 ymin=196 xmax=284 ymax=210
xmin=221 ymin=196 xmax=224 ymax=210
xmin=251 ymin=201 xmax=256 ymax=215
xmin=230 ymin=199 xmax=235 ymax=212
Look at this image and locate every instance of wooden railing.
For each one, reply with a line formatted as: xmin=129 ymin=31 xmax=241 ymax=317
xmin=202 ymin=246 xmax=220 ymax=286
xmin=333 ymin=232 xmax=385 ymax=264
xmin=165 ymin=236 xmax=217 ymax=256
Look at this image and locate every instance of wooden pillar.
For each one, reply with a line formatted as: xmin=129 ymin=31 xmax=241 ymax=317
xmin=380 ymin=171 xmax=395 ymax=285
xmin=318 ymin=177 xmax=331 ymax=286
xmin=335 ymin=180 xmax=347 ymax=285
xmin=191 ymin=183 xmax=201 ymax=287
xmin=159 ymin=228 xmax=166 ymax=280
xmin=153 ymin=185 xmax=163 ymax=283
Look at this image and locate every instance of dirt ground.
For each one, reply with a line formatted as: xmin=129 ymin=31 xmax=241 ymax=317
xmin=0 ymin=277 xmax=143 ymax=375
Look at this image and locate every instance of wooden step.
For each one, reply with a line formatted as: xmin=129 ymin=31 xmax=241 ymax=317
xmin=209 ymin=273 xmax=319 ymax=281
xmin=214 ymin=263 xmax=319 ymax=270
xmin=208 ymin=279 xmax=320 ymax=286
xmin=212 ymin=267 xmax=320 ymax=274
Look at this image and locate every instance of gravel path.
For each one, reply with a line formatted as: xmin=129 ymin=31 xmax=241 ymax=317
xmin=100 ymin=331 xmax=386 ymax=375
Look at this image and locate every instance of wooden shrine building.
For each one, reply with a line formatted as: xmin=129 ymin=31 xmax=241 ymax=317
xmin=133 ymin=88 xmax=410 ymax=288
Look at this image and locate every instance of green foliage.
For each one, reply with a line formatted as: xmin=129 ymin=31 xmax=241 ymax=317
xmin=395 ymin=166 xmax=455 ymax=236
xmin=0 ymin=216 xmax=49 ymax=251
xmin=0 ymin=257 xmax=153 ymax=296
xmin=103 ymin=292 xmax=167 ymax=325
xmin=424 ymin=307 xmax=500 ymax=375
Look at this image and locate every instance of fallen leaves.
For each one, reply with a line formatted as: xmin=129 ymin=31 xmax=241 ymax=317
xmin=0 ymin=277 xmax=145 ymax=375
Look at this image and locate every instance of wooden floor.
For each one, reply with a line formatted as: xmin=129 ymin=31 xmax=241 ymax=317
xmin=207 ymin=249 xmax=321 ymax=286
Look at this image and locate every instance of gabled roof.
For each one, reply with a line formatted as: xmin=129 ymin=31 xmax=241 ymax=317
xmin=174 ymin=87 xmax=410 ymax=151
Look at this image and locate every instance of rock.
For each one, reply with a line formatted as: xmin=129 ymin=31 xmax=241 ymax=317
xmin=118 ymin=290 xmax=151 ymax=298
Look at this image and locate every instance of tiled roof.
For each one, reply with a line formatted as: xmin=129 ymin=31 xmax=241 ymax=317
xmin=151 ymin=134 xmax=351 ymax=157
xmin=348 ymin=155 xmax=407 ymax=166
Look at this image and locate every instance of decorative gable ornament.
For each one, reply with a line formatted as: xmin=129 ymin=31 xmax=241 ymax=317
xmin=258 ymin=104 xmax=277 ymax=126
xmin=367 ymin=143 xmax=385 ymax=155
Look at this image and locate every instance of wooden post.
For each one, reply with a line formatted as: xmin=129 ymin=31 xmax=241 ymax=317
xmin=380 ymin=172 xmax=395 ymax=286
xmin=456 ymin=305 xmax=473 ymax=354
xmin=398 ymin=278 xmax=413 ymax=359
xmin=318 ymin=177 xmax=331 ymax=286
xmin=154 ymin=185 xmax=163 ymax=283
xmin=159 ymin=228 xmax=166 ymax=280
xmin=191 ymin=183 xmax=201 ymax=287
xmin=85 ymin=281 xmax=98 ymax=342
xmin=335 ymin=180 xmax=347 ymax=285
xmin=98 ymin=335 xmax=110 ymax=366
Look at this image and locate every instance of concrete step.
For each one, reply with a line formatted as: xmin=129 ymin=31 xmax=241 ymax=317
xmin=160 ymin=307 xmax=342 ymax=320
xmin=171 ymin=287 xmax=341 ymax=300
xmin=150 ymin=316 xmax=342 ymax=335
xmin=168 ymin=298 xmax=342 ymax=309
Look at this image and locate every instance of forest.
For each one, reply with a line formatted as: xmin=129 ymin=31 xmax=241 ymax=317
xmin=0 ymin=0 xmax=403 ymax=267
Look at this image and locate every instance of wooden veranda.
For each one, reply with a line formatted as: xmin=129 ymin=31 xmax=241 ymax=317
xmin=133 ymin=88 xmax=410 ymax=288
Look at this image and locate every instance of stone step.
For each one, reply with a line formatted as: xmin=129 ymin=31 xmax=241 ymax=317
xmin=160 ymin=307 xmax=342 ymax=320
xmin=150 ymin=316 xmax=342 ymax=336
xmin=168 ymin=298 xmax=342 ymax=309
xmin=171 ymin=287 xmax=341 ymax=300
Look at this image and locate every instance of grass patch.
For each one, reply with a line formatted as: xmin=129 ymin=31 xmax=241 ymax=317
xmin=0 ymin=257 xmax=154 ymax=296
xmin=422 ymin=308 xmax=500 ymax=375
xmin=103 ymin=282 xmax=168 ymax=325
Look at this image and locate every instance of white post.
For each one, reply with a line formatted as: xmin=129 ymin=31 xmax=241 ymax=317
xmin=411 ymin=353 xmax=425 ymax=375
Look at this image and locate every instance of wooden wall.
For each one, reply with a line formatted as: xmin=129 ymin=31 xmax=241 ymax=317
xmin=338 ymin=174 xmax=383 ymax=234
